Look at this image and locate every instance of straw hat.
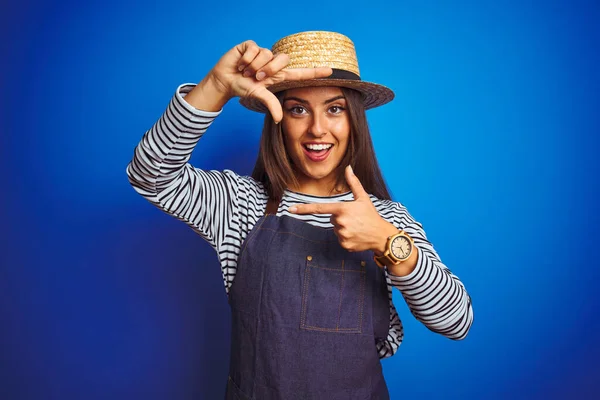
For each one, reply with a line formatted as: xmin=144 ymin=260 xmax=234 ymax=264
xmin=239 ymin=31 xmax=395 ymax=112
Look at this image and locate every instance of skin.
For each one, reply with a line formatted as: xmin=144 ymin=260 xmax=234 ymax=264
xmin=290 ymin=166 xmax=419 ymax=276
xmin=183 ymin=40 xmax=417 ymax=276
xmin=281 ymin=86 xmax=350 ymax=197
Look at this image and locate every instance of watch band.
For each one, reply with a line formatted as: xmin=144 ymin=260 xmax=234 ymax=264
xmin=374 ymin=252 xmax=398 ymax=268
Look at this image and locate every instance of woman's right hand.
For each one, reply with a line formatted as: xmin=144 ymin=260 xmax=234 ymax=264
xmin=186 ymin=40 xmax=332 ymax=122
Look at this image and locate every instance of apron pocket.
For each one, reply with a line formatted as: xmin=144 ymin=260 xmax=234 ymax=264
xmin=300 ymin=257 xmax=366 ymax=334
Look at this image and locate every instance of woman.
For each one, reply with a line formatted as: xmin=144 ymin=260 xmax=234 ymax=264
xmin=127 ymin=31 xmax=473 ymax=400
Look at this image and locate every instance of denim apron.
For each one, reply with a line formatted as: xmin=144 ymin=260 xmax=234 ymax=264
xmin=225 ymin=202 xmax=391 ymax=400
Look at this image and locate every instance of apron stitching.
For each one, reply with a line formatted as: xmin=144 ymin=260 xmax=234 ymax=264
xmin=229 ymin=215 xmax=270 ymax=302
xmin=300 ymin=260 xmax=311 ymax=328
xmin=238 ymin=215 xmax=269 ymax=260
xmin=306 ymin=264 xmax=365 ymax=273
xmin=302 ymin=325 xmax=362 ymax=332
xmin=336 ymin=260 xmax=345 ymax=331
xmin=358 ymin=265 xmax=366 ymax=334
xmin=254 ymin=227 xmax=338 ymax=243
xmin=301 ymin=260 xmax=367 ymax=333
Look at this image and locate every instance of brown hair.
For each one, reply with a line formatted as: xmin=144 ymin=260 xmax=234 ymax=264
xmin=251 ymin=88 xmax=392 ymax=201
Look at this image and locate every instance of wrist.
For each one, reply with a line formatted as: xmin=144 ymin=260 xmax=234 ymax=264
xmin=373 ymin=220 xmax=400 ymax=256
xmin=373 ymin=222 xmax=417 ymax=272
xmin=185 ymin=73 xmax=231 ymax=111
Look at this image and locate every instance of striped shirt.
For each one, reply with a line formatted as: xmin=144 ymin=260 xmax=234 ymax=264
xmin=126 ymin=84 xmax=474 ymax=359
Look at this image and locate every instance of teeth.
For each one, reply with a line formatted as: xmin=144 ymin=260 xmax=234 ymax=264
xmin=305 ymin=143 xmax=333 ymax=151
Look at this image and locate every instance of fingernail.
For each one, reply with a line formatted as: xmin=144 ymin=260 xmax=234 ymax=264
xmin=256 ymin=71 xmax=266 ymax=80
xmin=289 ymin=206 xmax=297 ymax=213
xmin=238 ymin=65 xmax=245 ymax=71
xmin=243 ymin=70 xmax=252 ymax=77
xmin=349 ymin=165 xmax=354 ymax=175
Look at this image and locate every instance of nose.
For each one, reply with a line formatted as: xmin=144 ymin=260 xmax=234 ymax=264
xmin=309 ymin=113 xmax=327 ymax=137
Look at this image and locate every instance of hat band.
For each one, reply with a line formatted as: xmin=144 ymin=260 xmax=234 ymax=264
xmin=321 ymin=68 xmax=360 ymax=81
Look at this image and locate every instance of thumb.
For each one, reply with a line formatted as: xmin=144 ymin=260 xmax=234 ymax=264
xmin=346 ymin=165 xmax=368 ymax=201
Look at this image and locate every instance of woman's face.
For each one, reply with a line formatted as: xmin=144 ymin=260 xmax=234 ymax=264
xmin=281 ymin=86 xmax=350 ymax=194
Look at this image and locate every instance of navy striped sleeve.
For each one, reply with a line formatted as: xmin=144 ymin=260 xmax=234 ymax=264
xmin=386 ymin=202 xmax=474 ymax=340
xmin=126 ymin=83 xmax=232 ymax=249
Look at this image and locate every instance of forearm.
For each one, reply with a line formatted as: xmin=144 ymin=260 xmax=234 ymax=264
xmin=126 ymin=84 xmax=242 ymax=247
xmin=388 ymin=246 xmax=473 ymax=340
xmin=375 ymin=205 xmax=473 ymax=340
xmin=184 ymin=74 xmax=231 ymax=112
xmin=126 ymin=84 xmax=221 ymax=198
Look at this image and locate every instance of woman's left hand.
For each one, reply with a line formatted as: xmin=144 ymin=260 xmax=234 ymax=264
xmin=289 ymin=166 xmax=398 ymax=253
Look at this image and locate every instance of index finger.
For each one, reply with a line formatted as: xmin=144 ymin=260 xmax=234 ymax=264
xmin=235 ymin=40 xmax=260 ymax=70
xmin=282 ymin=67 xmax=333 ymax=82
xmin=289 ymin=202 xmax=344 ymax=215
xmin=255 ymin=53 xmax=290 ymax=80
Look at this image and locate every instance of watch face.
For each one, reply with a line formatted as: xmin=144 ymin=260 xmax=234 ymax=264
xmin=391 ymin=236 xmax=412 ymax=259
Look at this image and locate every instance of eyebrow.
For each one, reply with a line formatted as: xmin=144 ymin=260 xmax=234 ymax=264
xmin=282 ymin=95 xmax=346 ymax=105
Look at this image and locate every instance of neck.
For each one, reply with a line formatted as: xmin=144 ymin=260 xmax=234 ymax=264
xmin=288 ymin=179 xmax=349 ymax=197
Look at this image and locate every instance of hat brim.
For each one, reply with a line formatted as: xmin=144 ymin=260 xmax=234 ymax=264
xmin=239 ymin=79 xmax=395 ymax=113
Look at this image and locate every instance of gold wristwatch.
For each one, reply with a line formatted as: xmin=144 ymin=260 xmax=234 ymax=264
xmin=374 ymin=230 xmax=414 ymax=267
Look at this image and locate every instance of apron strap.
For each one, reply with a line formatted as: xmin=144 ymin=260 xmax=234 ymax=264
xmin=265 ymin=198 xmax=279 ymax=215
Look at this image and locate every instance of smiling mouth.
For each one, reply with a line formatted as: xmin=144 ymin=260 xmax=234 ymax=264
xmin=302 ymin=144 xmax=333 ymax=162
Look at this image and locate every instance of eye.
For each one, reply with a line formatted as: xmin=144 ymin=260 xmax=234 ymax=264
xmin=288 ymin=105 xmax=307 ymax=115
xmin=329 ymin=105 xmax=345 ymax=114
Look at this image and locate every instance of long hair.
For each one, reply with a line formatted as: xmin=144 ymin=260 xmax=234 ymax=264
xmin=251 ymin=87 xmax=391 ymax=201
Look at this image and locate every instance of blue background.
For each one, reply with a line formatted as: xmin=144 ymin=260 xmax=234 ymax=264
xmin=2 ymin=0 xmax=599 ymax=399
